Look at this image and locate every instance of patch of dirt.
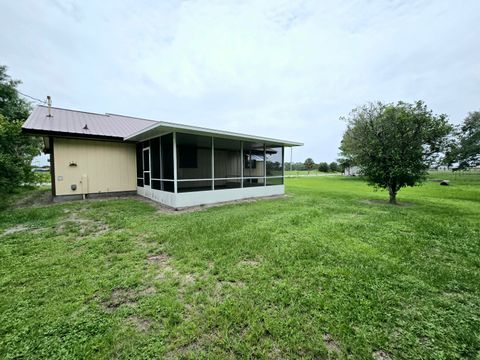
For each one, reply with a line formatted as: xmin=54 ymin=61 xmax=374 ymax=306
xmin=323 ymin=333 xmax=341 ymax=354
xmin=101 ymin=288 xmax=137 ymax=312
xmin=139 ymin=286 xmax=156 ymax=296
xmin=147 ymin=253 xmax=170 ymax=263
xmin=238 ymin=259 xmax=261 ymax=267
xmin=1 ymin=225 xmax=30 ymax=236
xmin=372 ymin=350 xmax=392 ymax=360
xmin=56 ymin=211 xmax=109 ymax=237
xmin=14 ymin=189 xmax=52 ymax=208
xmin=360 ymin=199 xmax=415 ymax=207
xmin=126 ymin=315 xmax=152 ymax=332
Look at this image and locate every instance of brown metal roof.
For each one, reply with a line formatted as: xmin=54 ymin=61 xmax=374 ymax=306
xmin=22 ymin=106 xmax=156 ymax=139
xmin=22 ymin=105 xmax=303 ymax=146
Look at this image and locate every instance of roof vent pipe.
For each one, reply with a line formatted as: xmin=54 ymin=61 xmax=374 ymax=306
xmin=46 ymin=96 xmax=52 ymax=117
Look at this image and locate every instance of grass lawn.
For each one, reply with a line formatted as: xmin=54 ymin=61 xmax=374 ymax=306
xmin=1 ymin=176 xmax=479 ymax=359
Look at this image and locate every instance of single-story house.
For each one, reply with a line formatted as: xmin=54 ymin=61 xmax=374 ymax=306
xmin=22 ymin=105 xmax=302 ymax=208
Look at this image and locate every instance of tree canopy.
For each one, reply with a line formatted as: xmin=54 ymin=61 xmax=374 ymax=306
xmin=340 ymin=101 xmax=452 ymax=204
xmin=304 ymin=158 xmax=315 ymax=173
xmin=0 ymin=65 xmax=42 ymax=193
xmin=445 ymin=111 xmax=480 ymax=169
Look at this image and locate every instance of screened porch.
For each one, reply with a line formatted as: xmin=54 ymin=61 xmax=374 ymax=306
xmin=135 ymin=132 xmax=284 ymax=194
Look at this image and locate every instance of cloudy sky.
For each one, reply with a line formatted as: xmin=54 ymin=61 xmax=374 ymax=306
xmin=2 ymin=0 xmax=480 ymax=165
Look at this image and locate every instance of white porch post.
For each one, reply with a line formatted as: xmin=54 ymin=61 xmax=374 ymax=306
xmin=173 ymin=132 xmax=178 ymax=194
xmin=211 ymin=137 xmax=214 ymax=190
xmin=240 ymin=141 xmax=244 ymax=188
xmin=264 ymin=143 xmax=266 ymax=186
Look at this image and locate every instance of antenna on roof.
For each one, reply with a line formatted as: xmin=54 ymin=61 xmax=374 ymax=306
xmin=46 ymin=96 xmax=53 ymax=117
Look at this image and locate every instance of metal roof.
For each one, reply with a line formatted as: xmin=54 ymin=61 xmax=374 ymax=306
xmin=22 ymin=106 xmax=155 ymax=139
xmin=23 ymin=105 xmax=303 ymax=146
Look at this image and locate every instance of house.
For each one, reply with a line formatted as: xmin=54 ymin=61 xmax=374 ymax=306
xmin=22 ymin=105 xmax=302 ymax=208
xmin=343 ymin=166 xmax=360 ymax=176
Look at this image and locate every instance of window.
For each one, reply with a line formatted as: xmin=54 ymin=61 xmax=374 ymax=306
xmin=161 ymin=133 xmax=174 ymax=181
xmin=179 ymin=146 xmax=197 ymax=168
xmin=176 ymin=133 xmax=212 ymax=180
xmin=265 ymin=146 xmax=283 ymax=177
xmin=243 ymin=142 xmax=264 ymax=177
xmin=214 ymin=138 xmax=241 ymax=179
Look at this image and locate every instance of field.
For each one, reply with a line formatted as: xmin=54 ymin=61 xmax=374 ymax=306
xmin=1 ymin=175 xmax=479 ymax=359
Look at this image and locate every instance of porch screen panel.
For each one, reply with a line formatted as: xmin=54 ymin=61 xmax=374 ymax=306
xmin=161 ymin=133 xmax=174 ymax=192
xmin=176 ymin=133 xmax=212 ymax=192
xmin=214 ymin=138 xmax=241 ymax=189
xmin=243 ymin=142 xmax=265 ymax=187
xmin=150 ymin=137 xmax=161 ymax=190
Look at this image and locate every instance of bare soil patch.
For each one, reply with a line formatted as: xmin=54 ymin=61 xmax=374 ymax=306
xmin=238 ymin=259 xmax=261 ymax=267
xmin=2 ymin=225 xmax=30 ymax=236
xmin=323 ymin=333 xmax=341 ymax=355
xmin=147 ymin=253 xmax=170 ymax=263
xmin=56 ymin=211 xmax=109 ymax=236
xmin=126 ymin=315 xmax=152 ymax=332
xmin=360 ymin=199 xmax=415 ymax=207
xmin=14 ymin=189 xmax=52 ymax=208
xmin=372 ymin=350 xmax=392 ymax=360
xmin=101 ymin=288 xmax=137 ymax=312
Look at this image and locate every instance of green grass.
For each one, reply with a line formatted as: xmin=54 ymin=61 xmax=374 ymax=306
xmin=1 ymin=175 xmax=479 ymax=359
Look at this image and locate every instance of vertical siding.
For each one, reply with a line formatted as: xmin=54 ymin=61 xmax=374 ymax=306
xmin=53 ymin=138 xmax=137 ymax=196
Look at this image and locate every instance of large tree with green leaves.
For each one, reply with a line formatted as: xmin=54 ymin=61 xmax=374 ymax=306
xmin=445 ymin=111 xmax=480 ymax=169
xmin=340 ymin=101 xmax=452 ymax=204
xmin=0 ymin=65 xmax=42 ymax=193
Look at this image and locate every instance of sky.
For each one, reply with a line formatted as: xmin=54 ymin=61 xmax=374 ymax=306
xmin=1 ymin=0 xmax=480 ymax=166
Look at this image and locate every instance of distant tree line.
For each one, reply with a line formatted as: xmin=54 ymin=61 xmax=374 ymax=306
xmin=285 ymin=160 xmax=342 ymax=172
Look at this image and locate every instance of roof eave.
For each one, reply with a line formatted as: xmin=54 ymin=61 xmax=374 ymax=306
xmin=124 ymin=122 xmax=303 ymax=147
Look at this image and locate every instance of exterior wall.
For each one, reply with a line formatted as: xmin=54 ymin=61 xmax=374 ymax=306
xmin=138 ymin=185 xmax=284 ymax=209
xmin=53 ymin=138 xmax=137 ymax=196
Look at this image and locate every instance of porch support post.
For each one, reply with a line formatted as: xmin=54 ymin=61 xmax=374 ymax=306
xmin=173 ymin=132 xmax=178 ymax=194
xmin=240 ymin=141 xmax=243 ymax=188
xmin=264 ymin=143 xmax=266 ymax=186
xmin=211 ymin=137 xmax=214 ymax=190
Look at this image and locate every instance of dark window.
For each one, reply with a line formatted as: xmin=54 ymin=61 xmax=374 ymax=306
xmin=214 ymin=179 xmax=241 ymax=189
xmin=162 ymin=181 xmax=174 ymax=193
xmin=214 ymin=138 xmax=241 ymax=178
xmin=137 ymin=178 xmax=144 ymax=187
xmin=136 ymin=143 xmax=143 ymax=178
xmin=266 ymin=146 xmax=283 ymax=177
xmin=179 ymin=146 xmax=197 ymax=168
xmin=243 ymin=177 xmax=265 ymax=187
xmin=152 ymin=179 xmax=161 ymax=190
xmin=177 ymin=180 xmax=211 ymax=193
xmin=143 ymin=149 xmax=150 ymax=171
xmin=244 ymin=158 xmax=257 ymax=169
xmin=243 ymin=142 xmax=264 ymax=177
xmin=151 ymin=137 xmax=160 ymax=178
xmin=266 ymin=177 xmax=283 ymax=185
xmin=161 ymin=133 xmax=174 ymax=179
xmin=144 ymin=172 xmax=150 ymax=186
xmin=176 ymin=133 xmax=212 ymax=180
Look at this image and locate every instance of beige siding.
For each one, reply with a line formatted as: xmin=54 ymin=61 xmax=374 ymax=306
xmin=53 ymin=138 xmax=136 ymax=196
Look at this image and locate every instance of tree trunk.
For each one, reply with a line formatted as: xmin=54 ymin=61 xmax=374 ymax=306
xmin=388 ymin=186 xmax=397 ymax=205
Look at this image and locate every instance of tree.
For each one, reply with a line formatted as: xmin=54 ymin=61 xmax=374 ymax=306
xmin=445 ymin=111 xmax=480 ymax=169
xmin=340 ymin=101 xmax=452 ymax=204
xmin=304 ymin=158 xmax=315 ymax=174
xmin=318 ymin=162 xmax=329 ymax=172
xmin=0 ymin=66 xmax=42 ymax=193
xmin=329 ymin=161 xmax=340 ymax=172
